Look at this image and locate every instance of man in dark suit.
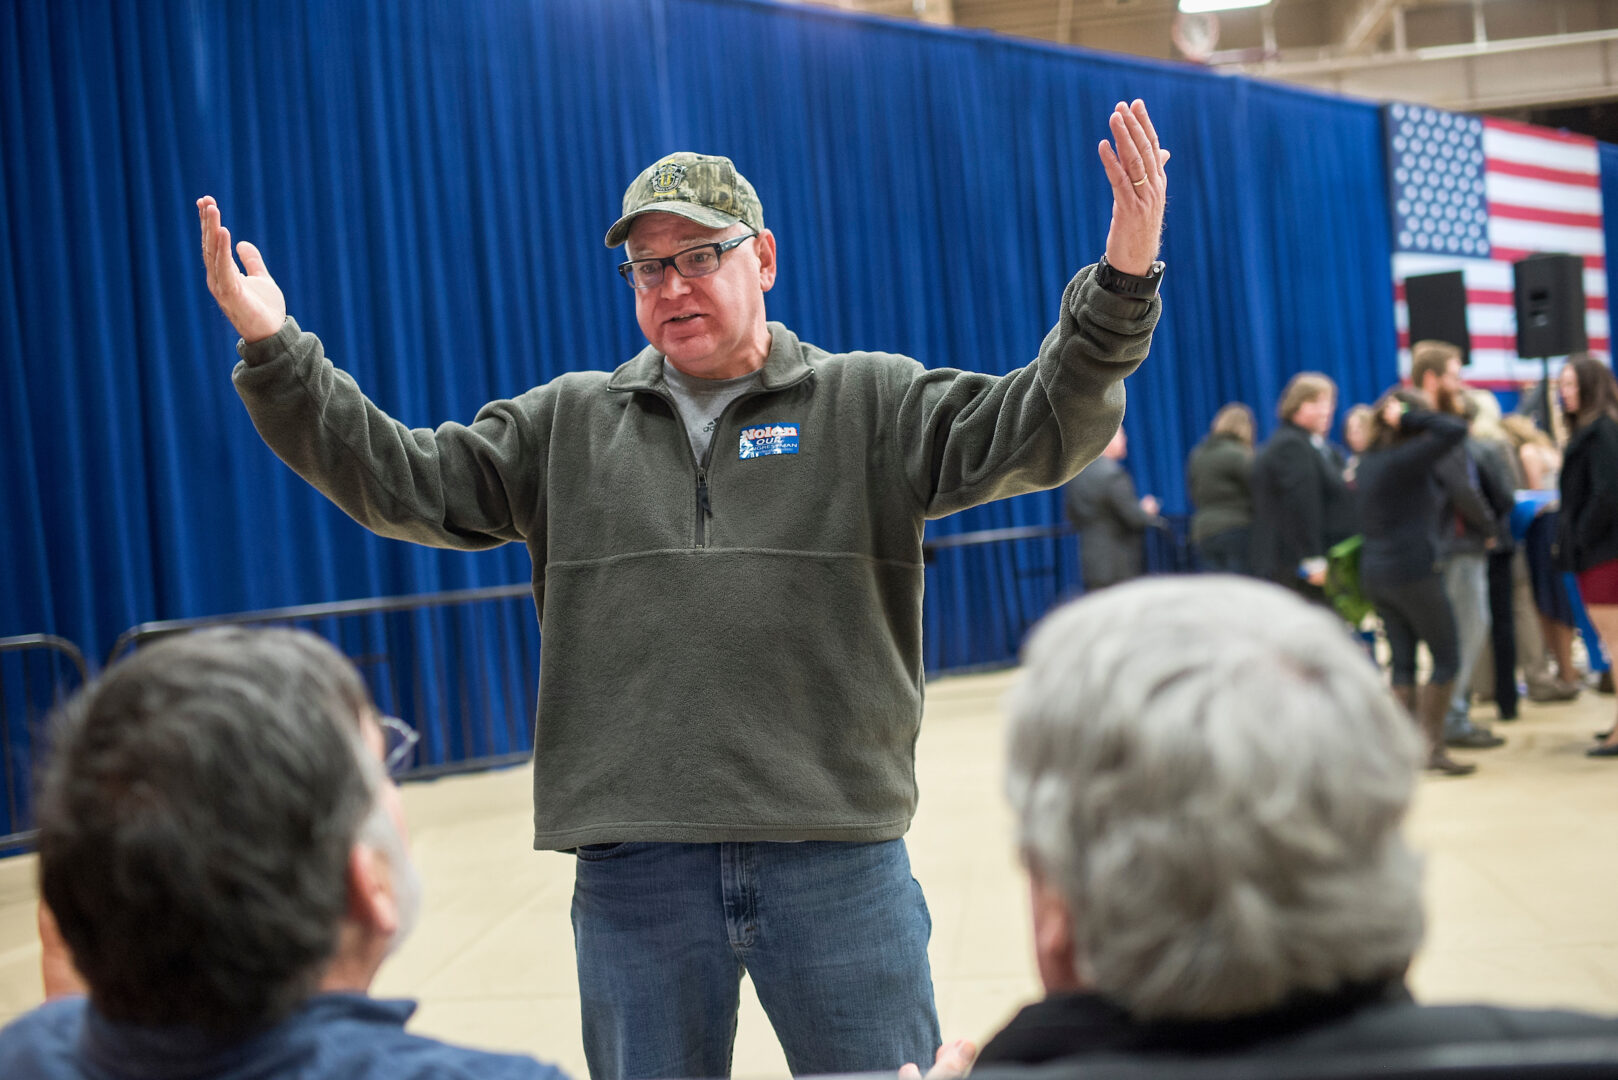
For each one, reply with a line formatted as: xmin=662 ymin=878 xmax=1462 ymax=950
xmin=1250 ymin=372 xmax=1357 ymax=601
xmin=1064 ymin=428 xmax=1162 ymax=591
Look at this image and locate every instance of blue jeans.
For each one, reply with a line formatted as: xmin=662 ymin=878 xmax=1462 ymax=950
xmin=1442 ymin=553 xmax=1492 ymax=738
xmin=571 ymin=839 xmax=940 ymax=1080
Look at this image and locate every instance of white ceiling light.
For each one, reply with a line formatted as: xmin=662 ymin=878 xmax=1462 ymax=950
xmin=1178 ymin=0 xmax=1272 ymax=12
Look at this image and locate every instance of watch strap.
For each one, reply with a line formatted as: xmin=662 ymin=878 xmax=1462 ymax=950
xmin=1095 ymin=254 xmax=1165 ymax=298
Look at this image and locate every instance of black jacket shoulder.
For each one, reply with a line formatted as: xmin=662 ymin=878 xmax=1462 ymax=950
xmin=1249 ymin=423 xmax=1356 ymax=583
xmin=1558 ymin=414 xmax=1618 ymax=572
xmin=977 ymin=983 xmax=1618 ymax=1069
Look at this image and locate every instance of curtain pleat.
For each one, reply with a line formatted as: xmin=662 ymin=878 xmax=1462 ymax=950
xmin=2 ymin=0 xmax=1599 ymax=798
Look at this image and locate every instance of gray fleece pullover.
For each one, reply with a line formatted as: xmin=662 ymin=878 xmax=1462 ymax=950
xmin=233 ymin=265 xmax=1159 ymax=848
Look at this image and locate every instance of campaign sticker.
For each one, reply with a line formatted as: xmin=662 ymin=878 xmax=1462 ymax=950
xmin=739 ymin=422 xmax=800 ymax=459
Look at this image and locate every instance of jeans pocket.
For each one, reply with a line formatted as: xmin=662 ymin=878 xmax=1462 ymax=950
xmin=574 ymin=841 xmax=635 ymax=862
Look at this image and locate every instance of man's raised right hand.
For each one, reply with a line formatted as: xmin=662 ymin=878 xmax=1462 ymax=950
xmin=197 ymin=196 xmax=286 ymax=344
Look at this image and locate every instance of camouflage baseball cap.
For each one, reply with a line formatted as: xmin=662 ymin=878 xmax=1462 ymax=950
xmin=604 ymin=152 xmax=765 ymax=248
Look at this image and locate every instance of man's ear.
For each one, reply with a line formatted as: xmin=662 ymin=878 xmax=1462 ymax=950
xmin=755 ymin=229 xmax=777 ymax=293
xmin=346 ymin=842 xmax=400 ymax=940
xmin=1028 ymin=863 xmax=1084 ymax=994
xmin=38 ymin=900 xmax=88 ymax=999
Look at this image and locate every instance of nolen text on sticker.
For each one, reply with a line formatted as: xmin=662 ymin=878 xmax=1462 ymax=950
xmin=739 ymin=422 xmax=800 ymax=459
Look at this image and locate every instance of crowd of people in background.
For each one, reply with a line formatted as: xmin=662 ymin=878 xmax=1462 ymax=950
xmin=1081 ymin=344 xmax=1618 ymax=772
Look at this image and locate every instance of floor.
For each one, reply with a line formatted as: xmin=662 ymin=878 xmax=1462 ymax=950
xmin=0 ymin=669 xmax=1614 ymax=1078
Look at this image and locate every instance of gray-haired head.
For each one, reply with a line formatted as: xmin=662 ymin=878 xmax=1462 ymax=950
xmin=1005 ymin=577 xmax=1424 ymax=1021
xmin=37 ymin=627 xmax=381 ymax=1034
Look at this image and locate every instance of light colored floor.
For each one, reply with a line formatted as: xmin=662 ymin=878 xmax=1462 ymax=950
xmin=1 ymin=671 xmax=1615 ymax=1078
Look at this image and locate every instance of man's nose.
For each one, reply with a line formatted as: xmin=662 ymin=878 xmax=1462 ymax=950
xmin=658 ymin=269 xmax=693 ymax=299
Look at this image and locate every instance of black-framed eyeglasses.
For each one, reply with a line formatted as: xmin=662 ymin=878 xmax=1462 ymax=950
xmin=617 ymin=232 xmax=756 ymax=290
xmin=379 ymin=715 xmax=421 ymax=777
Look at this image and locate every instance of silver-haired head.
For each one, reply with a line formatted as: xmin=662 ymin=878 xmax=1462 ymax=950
xmin=1005 ymin=576 xmax=1424 ymax=1020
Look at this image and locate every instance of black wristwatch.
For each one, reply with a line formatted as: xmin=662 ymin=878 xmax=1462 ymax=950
xmin=1094 ymin=254 xmax=1165 ymax=298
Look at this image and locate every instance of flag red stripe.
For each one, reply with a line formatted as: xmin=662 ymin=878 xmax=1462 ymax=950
xmin=1485 ymin=158 xmax=1601 ymax=187
xmin=1484 ymin=116 xmax=1596 ymax=148
xmin=1458 ymin=291 xmax=1608 ymax=311
xmin=1395 ymin=285 xmax=1607 ymax=310
xmin=1490 ymin=248 xmax=1606 ymax=272
xmin=1391 ymin=112 xmax=1610 ymax=379
xmin=1489 ymin=204 xmax=1604 ymax=229
xmin=1398 ymin=331 xmax=1611 ymax=351
xmin=1391 ymin=335 xmax=1618 ymax=352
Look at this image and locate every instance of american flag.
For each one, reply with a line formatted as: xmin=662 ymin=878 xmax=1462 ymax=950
xmin=1387 ymin=102 xmax=1608 ymax=388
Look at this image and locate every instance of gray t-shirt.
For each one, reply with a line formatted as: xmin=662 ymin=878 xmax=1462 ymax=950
xmin=662 ymin=361 xmax=761 ymax=463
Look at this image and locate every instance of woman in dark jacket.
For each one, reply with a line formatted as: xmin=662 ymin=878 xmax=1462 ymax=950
xmin=1186 ymin=403 xmax=1255 ymax=574
xmin=1556 ymin=356 xmax=1618 ymax=757
xmin=1356 ymin=390 xmax=1475 ymax=776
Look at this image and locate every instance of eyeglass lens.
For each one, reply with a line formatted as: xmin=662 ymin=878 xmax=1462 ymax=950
xmin=620 ymin=234 xmax=752 ymax=289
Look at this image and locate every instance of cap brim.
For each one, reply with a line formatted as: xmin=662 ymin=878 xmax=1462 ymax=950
xmin=603 ymin=204 xmax=742 ymax=248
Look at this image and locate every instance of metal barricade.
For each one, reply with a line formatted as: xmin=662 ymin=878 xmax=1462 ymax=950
xmin=922 ymin=516 xmax=1192 ymax=673
xmin=108 ymin=585 xmax=541 ymax=782
xmin=0 ymin=635 xmax=91 ymax=853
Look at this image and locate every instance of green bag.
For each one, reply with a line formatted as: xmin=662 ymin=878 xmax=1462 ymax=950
xmin=1324 ymin=534 xmax=1375 ymax=625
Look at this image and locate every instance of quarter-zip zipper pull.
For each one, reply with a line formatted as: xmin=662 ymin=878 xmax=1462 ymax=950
xmin=696 ymin=467 xmax=711 ymax=548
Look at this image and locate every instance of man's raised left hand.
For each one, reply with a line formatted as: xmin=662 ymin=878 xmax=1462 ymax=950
xmin=1098 ymin=99 xmax=1170 ymax=276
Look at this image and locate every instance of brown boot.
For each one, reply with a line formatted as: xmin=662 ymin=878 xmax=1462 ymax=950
xmin=1419 ymin=681 xmax=1476 ymax=776
xmin=1390 ymin=684 xmax=1417 ymax=718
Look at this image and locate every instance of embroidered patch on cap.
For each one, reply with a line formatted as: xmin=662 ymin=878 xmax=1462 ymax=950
xmin=739 ymin=422 xmax=800 ymax=459
xmin=650 ymin=163 xmax=686 ymax=194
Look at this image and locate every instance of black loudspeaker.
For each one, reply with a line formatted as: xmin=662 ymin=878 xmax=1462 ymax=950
xmin=1405 ymin=270 xmax=1471 ymax=365
xmin=1514 ymin=254 xmax=1587 ymax=359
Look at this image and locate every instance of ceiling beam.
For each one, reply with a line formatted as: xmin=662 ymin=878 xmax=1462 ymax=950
xmin=1341 ymin=0 xmax=1399 ymax=54
xmin=1223 ymin=25 xmax=1618 ymax=77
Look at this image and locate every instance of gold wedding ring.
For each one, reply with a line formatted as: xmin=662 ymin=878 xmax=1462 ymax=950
xmin=1131 ymin=176 xmax=1147 ymax=186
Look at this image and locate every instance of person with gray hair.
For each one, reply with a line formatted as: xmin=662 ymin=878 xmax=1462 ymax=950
xmin=976 ymin=577 xmax=1618 ymax=1065
xmin=0 ymin=627 xmax=569 ymax=1080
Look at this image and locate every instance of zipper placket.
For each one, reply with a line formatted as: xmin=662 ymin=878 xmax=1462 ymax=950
xmin=646 ymin=387 xmax=724 ymax=549
xmin=648 ymin=367 xmax=813 ymax=549
xmin=693 ymin=394 xmax=747 ymax=549
xmin=695 ymin=465 xmax=711 ymax=547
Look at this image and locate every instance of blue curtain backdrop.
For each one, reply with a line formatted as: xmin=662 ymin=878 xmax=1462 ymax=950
xmin=1603 ymin=142 xmax=1618 ymax=317
xmin=7 ymin=0 xmax=1589 ymax=774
